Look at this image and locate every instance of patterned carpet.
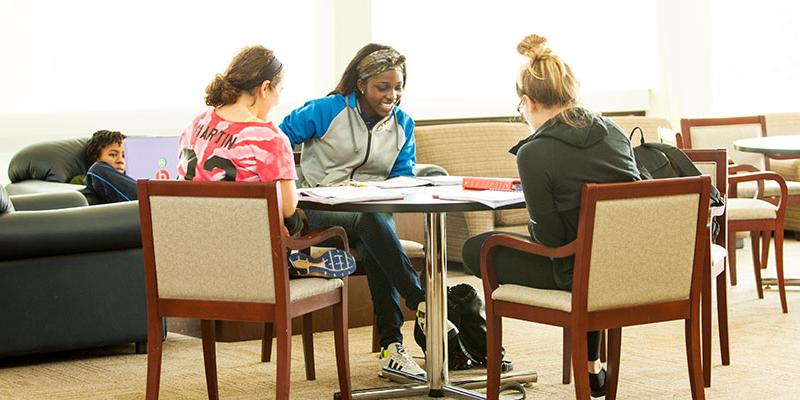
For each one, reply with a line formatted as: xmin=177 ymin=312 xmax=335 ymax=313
xmin=1 ymin=238 xmax=799 ymax=399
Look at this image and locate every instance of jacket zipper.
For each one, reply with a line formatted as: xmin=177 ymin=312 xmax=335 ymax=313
xmin=349 ymin=125 xmax=373 ymax=180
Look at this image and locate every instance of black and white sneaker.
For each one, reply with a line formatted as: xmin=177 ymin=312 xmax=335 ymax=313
xmin=416 ymin=301 xmax=458 ymax=339
xmin=378 ymin=342 xmax=426 ymax=378
xmin=288 ymin=249 xmax=356 ymax=278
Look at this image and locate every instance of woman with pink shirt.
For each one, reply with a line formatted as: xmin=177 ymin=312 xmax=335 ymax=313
xmin=177 ymin=45 xmax=354 ymax=279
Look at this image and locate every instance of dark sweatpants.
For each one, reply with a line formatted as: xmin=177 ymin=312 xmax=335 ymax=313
xmin=461 ymin=231 xmax=602 ymax=361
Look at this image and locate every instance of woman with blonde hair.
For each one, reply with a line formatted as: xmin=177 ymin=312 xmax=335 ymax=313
xmin=462 ymin=34 xmax=641 ymax=397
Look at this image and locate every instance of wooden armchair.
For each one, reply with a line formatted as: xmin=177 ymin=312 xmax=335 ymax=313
xmin=681 ymin=117 xmax=792 ymax=302
xmin=137 ymin=180 xmax=352 ymax=400
xmin=684 ymin=148 xmax=731 ymax=386
xmin=481 ymin=177 xmax=712 ymax=400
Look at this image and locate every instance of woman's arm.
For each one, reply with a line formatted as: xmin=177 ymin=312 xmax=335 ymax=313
xmin=279 ymin=179 xmax=298 ymax=218
xmin=279 ymin=97 xmax=342 ymax=146
xmin=516 ymin=142 xmax=567 ymax=247
xmin=388 ymin=112 xmax=417 ymax=177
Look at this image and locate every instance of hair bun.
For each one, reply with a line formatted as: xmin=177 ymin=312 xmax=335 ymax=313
xmin=517 ymin=34 xmax=550 ymax=60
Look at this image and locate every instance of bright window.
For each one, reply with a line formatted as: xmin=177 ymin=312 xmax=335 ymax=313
xmin=0 ymin=0 xmax=329 ymax=113
xmin=711 ymin=0 xmax=800 ymax=114
xmin=372 ymin=0 xmax=659 ymax=118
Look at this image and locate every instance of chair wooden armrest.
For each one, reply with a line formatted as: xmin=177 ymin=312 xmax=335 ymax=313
xmin=728 ymin=163 xmax=760 ymax=174
xmin=479 ymin=233 xmax=576 ymax=291
xmin=729 ymin=171 xmax=788 ymax=211
xmin=285 ymin=226 xmax=349 ymax=253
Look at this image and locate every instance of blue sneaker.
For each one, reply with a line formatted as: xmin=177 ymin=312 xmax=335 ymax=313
xmin=289 ymin=249 xmax=356 ymax=278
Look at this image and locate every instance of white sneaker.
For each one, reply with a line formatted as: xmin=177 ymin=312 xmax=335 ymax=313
xmin=416 ymin=301 xmax=458 ymax=339
xmin=378 ymin=342 xmax=426 ymax=378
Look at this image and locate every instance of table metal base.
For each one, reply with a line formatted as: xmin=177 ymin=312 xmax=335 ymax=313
xmin=334 ymin=369 xmax=537 ymax=400
xmin=334 ymin=210 xmax=536 ymax=400
xmin=762 ymin=278 xmax=800 ymax=287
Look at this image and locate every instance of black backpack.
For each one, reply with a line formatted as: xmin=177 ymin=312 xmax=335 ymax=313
xmin=629 ymin=127 xmax=725 ymax=237
xmin=414 ymin=283 xmax=512 ymax=371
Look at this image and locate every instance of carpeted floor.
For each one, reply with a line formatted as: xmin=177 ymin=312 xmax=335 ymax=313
xmin=2 ymin=238 xmax=799 ymax=399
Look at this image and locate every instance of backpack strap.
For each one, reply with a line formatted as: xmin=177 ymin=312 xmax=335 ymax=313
xmin=628 ymin=126 xmax=645 ymax=146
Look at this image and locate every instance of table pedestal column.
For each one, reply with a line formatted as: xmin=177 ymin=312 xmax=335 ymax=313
xmin=425 ymin=211 xmax=448 ymax=396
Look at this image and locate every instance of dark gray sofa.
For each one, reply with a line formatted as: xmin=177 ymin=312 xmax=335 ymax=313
xmin=0 ymin=186 xmax=149 ymax=358
xmin=5 ymin=137 xmax=101 ymax=205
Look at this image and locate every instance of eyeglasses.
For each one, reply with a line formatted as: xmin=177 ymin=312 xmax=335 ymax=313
xmin=516 ymin=99 xmax=524 ymax=119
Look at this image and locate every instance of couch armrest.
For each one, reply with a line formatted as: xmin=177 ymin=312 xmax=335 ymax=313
xmin=414 ymin=163 xmax=448 ymax=177
xmin=10 ymin=191 xmax=89 ymax=211
xmin=0 ymin=201 xmax=141 ymax=261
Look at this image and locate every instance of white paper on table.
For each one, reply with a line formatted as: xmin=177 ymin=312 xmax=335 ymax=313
xmin=298 ymin=185 xmax=404 ymax=205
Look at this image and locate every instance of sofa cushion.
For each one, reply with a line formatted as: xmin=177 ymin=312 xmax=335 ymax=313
xmin=8 ymin=138 xmax=89 ymax=183
xmin=495 ymin=208 xmax=529 ymax=226
xmin=415 ymin=123 xmax=529 ymax=178
xmin=0 ymin=185 xmax=14 ymax=214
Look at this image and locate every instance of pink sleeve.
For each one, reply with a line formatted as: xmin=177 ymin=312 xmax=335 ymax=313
xmin=253 ymin=132 xmax=297 ymax=182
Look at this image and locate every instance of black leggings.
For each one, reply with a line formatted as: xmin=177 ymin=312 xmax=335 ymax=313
xmin=462 ymin=231 xmax=601 ymax=361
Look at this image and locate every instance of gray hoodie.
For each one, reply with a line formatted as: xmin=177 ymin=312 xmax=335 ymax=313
xmin=512 ymin=108 xmax=641 ymax=289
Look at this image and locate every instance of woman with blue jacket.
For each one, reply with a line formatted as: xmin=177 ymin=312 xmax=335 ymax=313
xmin=280 ymin=43 xmax=428 ymax=378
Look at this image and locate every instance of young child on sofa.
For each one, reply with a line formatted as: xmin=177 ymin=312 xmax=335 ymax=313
xmin=73 ymin=130 xmax=138 ymax=203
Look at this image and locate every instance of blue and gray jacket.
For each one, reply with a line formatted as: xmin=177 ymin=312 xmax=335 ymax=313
xmin=279 ymin=92 xmax=416 ymax=188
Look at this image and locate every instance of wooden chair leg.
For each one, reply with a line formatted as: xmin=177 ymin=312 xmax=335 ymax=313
xmin=702 ymin=253 xmax=712 ymax=388
xmin=716 ymin=269 xmax=730 ymax=365
xmin=486 ymin=310 xmax=503 ymax=400
xmin=571 ymin=326 xmax=591 ymax=400
xmin=371 ymin=316 xmax=380 ymax=353
xmin=276 ymin=318 xmax=292 ymax=400
xmin=261 ymin=323 xmax=274 ymax=362
xmin=562 ymin=328 xmax=571 ymax=384
xmin=685 ymin=317 xmax=706 ymax=400
xmin=599 ymin=329 xmax=607 ymax=363
xmin=333 ymin=289 xmax=352 ymax=400
xmin=605 ymin=328 xmax=622 ymax=400
xmin=775 ymin=228 xmax=788 ymax=313
xmin=302 ymin=314 xmax=316 ymax=380
xmin=201 ymin=320 xmax=219 ymax=400
xmin=145 ymin=315 xmax=164 ymax=400
xmin=750 ymin=232 xmax=764 ymax=299
xmin=727 ymin=230 xmax=738 ymax=286
xmin=760 ymin=230 xmax=770 ymax=269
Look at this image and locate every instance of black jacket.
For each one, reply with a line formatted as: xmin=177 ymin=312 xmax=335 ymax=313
xmin=512 ymin=109 xmax=640 ymax=290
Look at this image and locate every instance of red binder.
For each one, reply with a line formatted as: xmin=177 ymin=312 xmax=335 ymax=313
xmin=462 ymin=177 xmax=522 ymax=191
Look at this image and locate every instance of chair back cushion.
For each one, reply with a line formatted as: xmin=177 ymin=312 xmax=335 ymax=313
xmin=415 ymin=122 xmax=529 ymax=178
xmin=148 ymin=195 xmax=277 ymax=303
xmin=585 ymin=189 xmax=701 ymax=311
xmin=693 ymin=162 xmax=718 ymax=187
xmin=8 ymin=138 xmax=89 ymax=183
xmin=686 ymin=123 xmax=764 ymax=168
